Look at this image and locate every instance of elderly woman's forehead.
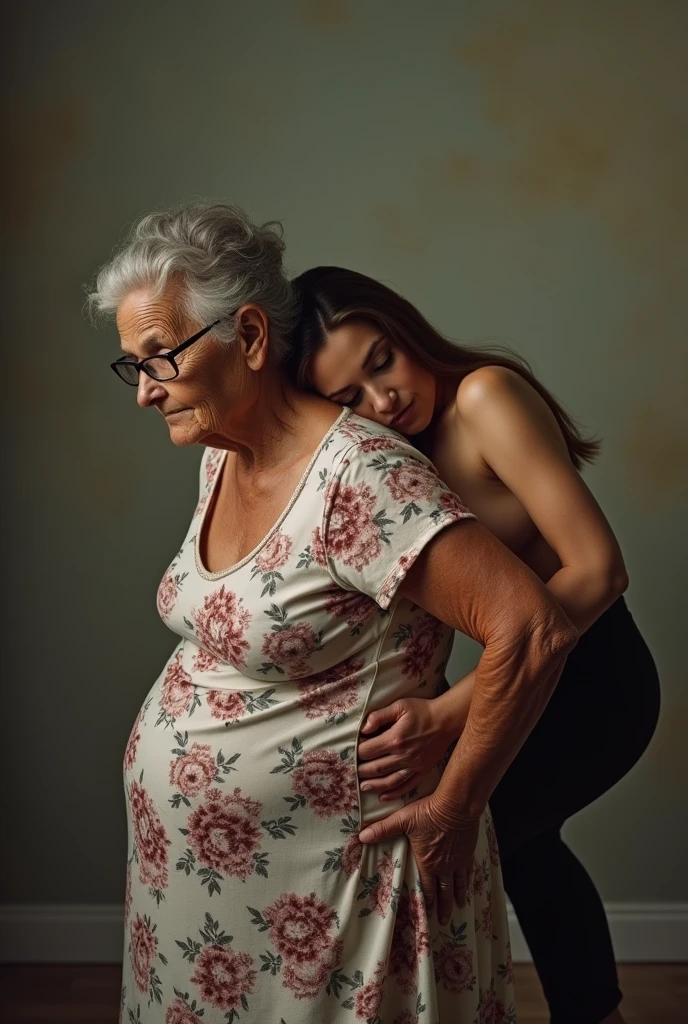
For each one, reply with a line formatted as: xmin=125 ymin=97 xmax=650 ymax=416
xmin=116 ymin=287 xmax=187 ymax=335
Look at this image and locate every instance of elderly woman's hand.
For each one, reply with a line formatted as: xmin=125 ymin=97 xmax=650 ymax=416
xmin=358 ymin=797 xmax=480 ymax=925
xmin=358 ymin=697 xmax=456 ymax=801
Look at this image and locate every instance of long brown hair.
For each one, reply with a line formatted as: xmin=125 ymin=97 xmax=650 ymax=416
xmin=288 ymin=266 xmax=600 ymax=469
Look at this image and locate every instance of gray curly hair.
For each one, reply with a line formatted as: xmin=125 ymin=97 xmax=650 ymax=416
xmin=87 ymin=201 xmax=296 ymax=362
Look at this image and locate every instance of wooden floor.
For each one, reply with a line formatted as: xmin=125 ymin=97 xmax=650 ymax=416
xmin=0 ymin=963 xmax=686 ymax=1023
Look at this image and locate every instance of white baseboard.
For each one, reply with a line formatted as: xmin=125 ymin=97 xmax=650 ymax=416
xmin=1 ymin=902 xmax=686 ymax=964
xmin=507 ymin=902 xmax=688 ymax=964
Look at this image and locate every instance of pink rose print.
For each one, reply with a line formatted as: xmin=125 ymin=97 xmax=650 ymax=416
xmin=292 ymin=750 xmax=357 ymax=819
xmin=392 ymin=1013 xmax=419 ymax=1024
xmin=264 ymin=892 xmax=336 ymax=964
xmin=338 ymin=419 xmax=373 ymax=442
xmin=378 ymin=552 xmax=416 ymax=608
xmin=190 ymin=944 xmax=256 ymax=1012
xmin=326 ymin=480 xmax=384 ymax=572
xmin=130 ymin=913 xmax=157 ymax=994
xmin=160 ymin=652 xmax=195 ymax=719
xmin=192 ymin=647 xmax=221 ymax=673
xmin=187 ymin=787 xmax=262 ymax=879
xmin=368 ymin=851 xmax=395 ymax=918
xmin=297 ymin=657 xmax=364 ymax=721
xmin=281 ymin=956 xmax=329 ymax=1000
xmin=355 ymin=971 xmax=385 ymax=1020
xmin=401 ymin=613 xmax=445 ymax=679
xmin=157 ymin=571 xmax=177 ymax=619
xmin=498 ymin=944 xmax=514 ymax=985
xmin=439 ymin=490 xmax=472 ymax=517
xmin=481 ymin=902 xmax=493 ymax=940
xmin=357 ymin=436 xmax=403 ymax=453
xmin=205 ymin=688 xmax=246 ymax=723
xmin=324 ymin=588 xmax=379 ymax=631
xmin=205 ymin=449 xmax=223 ymax=487
xmin=261 ymin=621 xmax=321 ymax=675
xmin=169 ymin=743 xmax=216 ymax=797
xmin=193 ymin=494 xmax=208 ymax=520
xmin=157 ymin=568 xmax=187 ymax=619
xmin=385 ymin=461 xmax=436 ymax=503
xmin=473 ymin=857 xmax=487 ymax=897
xmin=434 ymin=943 xmax=476 ymax=994
xmin=165 ymin=1000 xmax=203 ymax=1024
xmin=342 ymin=834 xmax=363 ymax=878
xmin=476 ymin=980 xmax=509 ymax=1024
xmin=129 ymin=781 xmax=170 ymax=890
xmin=310 ymin=526 xmax=327 ymax=567
xmin=281 ymin=939 xmax=343 ymax=1000
xmin=390 ymin=889 xmax=429 ymax=995
xmin=193 ymin=586 xmax=251 ymax=667
xmin=123 ymin=863 xmax=132 ymax=925
xmin=486 ymin=814 xmax=500 ymax=867
xmin=124 ymin=709 xmax=142 ymax=772
xmin=255 ymin=531 xmax=292 ymax=572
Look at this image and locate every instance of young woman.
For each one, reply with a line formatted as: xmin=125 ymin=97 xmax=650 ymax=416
xmin=288 ymin=266 xmax=661 ymax=1024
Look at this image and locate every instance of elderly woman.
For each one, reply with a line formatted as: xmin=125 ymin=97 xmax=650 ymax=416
xmin=89 ymin=201 xmax=577 ymax=1024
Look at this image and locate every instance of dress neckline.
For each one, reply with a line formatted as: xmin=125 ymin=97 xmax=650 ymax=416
xmin=194 ymin=407 xmax=351 ymax=581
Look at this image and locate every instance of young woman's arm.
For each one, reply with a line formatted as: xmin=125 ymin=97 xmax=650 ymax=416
xmin=358 ymin=366 xmax=627 ymax=798
xmin=455 ymin=364 xmax=628 ymax=631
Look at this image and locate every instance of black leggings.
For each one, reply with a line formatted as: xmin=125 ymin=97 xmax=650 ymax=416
xmin=488 ymin=597 xmax=660 ymax=1024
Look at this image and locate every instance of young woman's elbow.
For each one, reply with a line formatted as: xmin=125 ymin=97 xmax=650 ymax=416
xmin=609 ymin=566 xmax=630 ymax=599
xmin=589 ymin=552 xmax=629 ymax=602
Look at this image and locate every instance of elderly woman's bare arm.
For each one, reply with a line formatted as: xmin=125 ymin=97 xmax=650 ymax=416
xmin=399 ymin=518 xmax=578 ymax=818
xmin=358 ymin=518 xmax=577 ymax=920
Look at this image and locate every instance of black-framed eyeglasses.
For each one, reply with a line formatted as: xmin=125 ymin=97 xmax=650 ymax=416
xmin=111 ymin=317 xmax=230 ymax=386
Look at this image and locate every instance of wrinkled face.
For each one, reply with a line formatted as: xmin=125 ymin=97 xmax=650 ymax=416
xmin=309 ymin=318 xmax=437 ymax=435
xmin=116 ymin=285 xmax=251 ymax=447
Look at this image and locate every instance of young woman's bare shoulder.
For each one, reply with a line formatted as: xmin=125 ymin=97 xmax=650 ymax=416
xmin=455 ymin=365 xmax=532 ymax=418
xmin=454 ymin=365 xmax=566 ymax=456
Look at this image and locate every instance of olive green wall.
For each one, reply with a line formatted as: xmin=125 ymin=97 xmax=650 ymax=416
xmin=3 ymin=0 xmax=686 ymax=906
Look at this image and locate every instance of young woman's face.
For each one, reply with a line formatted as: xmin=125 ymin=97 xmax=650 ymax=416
xmin=308 ymin=318 xmax=438 ymax=435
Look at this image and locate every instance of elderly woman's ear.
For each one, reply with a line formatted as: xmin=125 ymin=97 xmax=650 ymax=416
xmin=237 ymin=305 xmax=271 ymax=371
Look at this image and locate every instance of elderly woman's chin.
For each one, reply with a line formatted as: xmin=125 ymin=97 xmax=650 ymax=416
xmin=162 ymin=408 xmax=203 ymax=446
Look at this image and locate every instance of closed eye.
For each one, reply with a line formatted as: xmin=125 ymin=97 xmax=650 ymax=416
xmin=339 ymin=354 xmax=394 ymax=408
xmin=341 ymin=389 xmax=363 ymax=408
xmin=373 ymin=353 xmax=394 ymax=374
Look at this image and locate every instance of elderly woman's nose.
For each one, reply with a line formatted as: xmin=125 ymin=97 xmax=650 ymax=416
xmin=137 ymin=373 xmax=166 ymax=408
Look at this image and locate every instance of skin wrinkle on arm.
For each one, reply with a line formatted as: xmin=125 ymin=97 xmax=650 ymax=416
xmin=399 ymin=520 xmax=578 ymax=818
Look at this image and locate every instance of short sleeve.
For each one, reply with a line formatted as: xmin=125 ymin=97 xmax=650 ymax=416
xmin=320 ymin=437 xmax=475 ymax=609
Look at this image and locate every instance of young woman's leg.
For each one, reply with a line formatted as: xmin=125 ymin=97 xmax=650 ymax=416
xmin=488 ymin=598 xmax=660 ymax=1022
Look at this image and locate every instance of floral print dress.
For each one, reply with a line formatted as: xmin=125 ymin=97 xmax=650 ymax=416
xmin=121 ymin=409 xmax=515 ymax=1024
